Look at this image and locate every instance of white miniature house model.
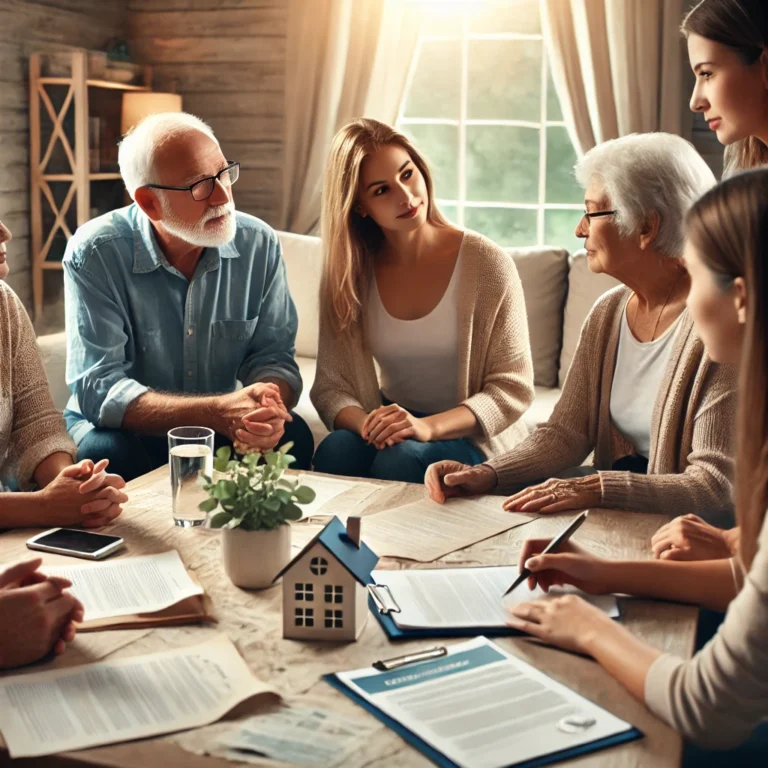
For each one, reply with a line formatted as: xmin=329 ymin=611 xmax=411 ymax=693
xmin=274 ymin=516 xmax=379 ymax=641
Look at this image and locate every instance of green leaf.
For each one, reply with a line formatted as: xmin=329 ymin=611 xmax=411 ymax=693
xmin=274 ymin=489 xmax=292 ymax=504
xmin=213 ymin=457 xmax=229 ymax=473
xmin=284 ymin=503 xmax=303 ymax=521
xmin=265 ymin=451 xmax=279 ymax=467
xmin=198 ymin=497 xmax=219 ymax=513
xmin=283 ymin=454 xmax=296 ymax=467
xmin=216 ymin=445 xmax=232 ymax=462
xmin=262 ymin=496 xmax=281 ymax=512
xmin=278 ymin=441 xmax=294 ymax=455
xmin=213 ymin=479 xmax=238 ymax=501
xmin=209 ymin=511 xmax=232 ymax=528
xmin=293 ymin=485 xmax=316 ymax=504
xmin=244 ymin=452 xmax=262 ymax=468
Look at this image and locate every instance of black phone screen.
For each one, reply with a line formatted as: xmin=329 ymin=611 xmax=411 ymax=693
xmin=33 ymin=529 xmax=121 ymax=553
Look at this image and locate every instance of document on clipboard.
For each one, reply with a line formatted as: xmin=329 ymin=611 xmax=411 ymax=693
xmin=326 ymin=636 xmax=641 ymax=768
xmin=369 ymin=566 xmax=619 ymax=631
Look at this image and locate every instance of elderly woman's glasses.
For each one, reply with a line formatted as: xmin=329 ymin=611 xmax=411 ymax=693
xmin=582 ymin=209 xmax=617 ymax=226
xmin=145 ymin=161 xmax=240 ymax=202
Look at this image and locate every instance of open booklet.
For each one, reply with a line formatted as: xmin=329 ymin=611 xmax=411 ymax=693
xmin=0 ymin=635 xmax=277 ymax=758
xmin=43 ymin=550 xmax=213 ymax=630
xmin=370 ymin=566 xmax=618 ymax=631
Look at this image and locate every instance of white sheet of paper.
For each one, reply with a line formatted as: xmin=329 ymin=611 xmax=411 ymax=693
xmin=335 ymin=636 xmax=635 ymax=768
xmin=43 ymin=551 xmax=203 ymax=622
xmin=0 ymin=635 xmax=275 ymax=758
xmin=297 ymin=474 xmax=383 ymax=520
xmin=219 ymin=705 xmax=376 ymax=767
xmin=372 ymin=566 xmax=618 ymax=629
xmin=360 ymin=497 xmax=532 ymax=561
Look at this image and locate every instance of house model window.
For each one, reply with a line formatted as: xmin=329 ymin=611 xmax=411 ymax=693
xmin=310 ymin=557 xmax=328 ymax=575
xmin=325 ymin=585 xmax=343 ymax=604
xmin=295 ymin=607 xmax=314 ymax=627
xmin=325 ymin=609 xmax=343 ymax=629
xmin=295 ymin=583 xmax=314 ymax=602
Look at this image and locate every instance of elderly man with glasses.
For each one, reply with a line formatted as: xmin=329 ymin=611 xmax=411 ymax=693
xmin=62 ymin=112 xmax=313 ymax=481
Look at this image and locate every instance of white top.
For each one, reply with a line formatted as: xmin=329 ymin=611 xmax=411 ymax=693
xmin=365 ymin=249 xmax=462 ymax=415
xmin=609 ymin=304 xmax=685 ymax=458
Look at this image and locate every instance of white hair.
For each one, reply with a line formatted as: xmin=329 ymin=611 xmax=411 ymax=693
xmin=118 ymin=112 xmax=219 ymax=199
xmin=575 ymin=133 xmax=716 ymax=258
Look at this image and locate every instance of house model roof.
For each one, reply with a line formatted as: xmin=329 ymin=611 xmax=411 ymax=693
xmin=272 ymin=516 xmax=379 ymax=585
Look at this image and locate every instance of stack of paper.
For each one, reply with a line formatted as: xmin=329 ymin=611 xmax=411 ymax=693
xmin=0 ymin=636 xmax=276 ymax=758
xmin=296 ymin=474 xmax=383 ymax=520
xmin=43 ymin=550 xmax=211 ymax=630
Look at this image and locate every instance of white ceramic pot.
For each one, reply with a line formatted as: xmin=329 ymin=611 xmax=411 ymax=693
xmin=221 ymin=524 xmax=291 ymax=589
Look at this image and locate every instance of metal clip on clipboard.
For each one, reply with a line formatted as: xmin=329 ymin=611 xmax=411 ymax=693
xmin=367 ymin=583 xmax=402 ymax=615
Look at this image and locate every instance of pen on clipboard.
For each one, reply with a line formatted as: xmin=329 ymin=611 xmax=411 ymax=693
xmin=373 ymin=647 xmax=447 ymax=671
xmin=503 ymin=510 xmax=589 ymax=596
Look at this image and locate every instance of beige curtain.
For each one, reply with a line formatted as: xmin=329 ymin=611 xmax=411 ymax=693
xmin=281 ymin=0 xmax=422 ymax=234
xmin=541 ymin=0 xmax=686 ymax=156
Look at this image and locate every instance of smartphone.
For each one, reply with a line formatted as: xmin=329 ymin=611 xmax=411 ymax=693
xmin=26 ymin=528 xmax=125 ymax=561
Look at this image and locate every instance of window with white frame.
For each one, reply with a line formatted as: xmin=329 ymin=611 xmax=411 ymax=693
xmin=397 ymin=0 xmax=583 ymax=252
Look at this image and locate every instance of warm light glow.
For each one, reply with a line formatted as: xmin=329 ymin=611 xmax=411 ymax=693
xmin=121 ymin=92 xmax=183 ymax=136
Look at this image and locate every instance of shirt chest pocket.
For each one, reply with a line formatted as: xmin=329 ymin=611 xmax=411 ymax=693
xmin=210 ymin=319 xmax=259 ymax=369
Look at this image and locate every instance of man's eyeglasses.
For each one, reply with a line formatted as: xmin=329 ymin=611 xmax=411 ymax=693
xmin=582 ymin=209 xmax=617 ymax=226
xmin=145 ymin=161 xmax=240 ymax=202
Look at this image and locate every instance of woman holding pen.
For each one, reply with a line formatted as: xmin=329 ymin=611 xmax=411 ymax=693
xmin=507 ymin=170 xmax=768 ymax=758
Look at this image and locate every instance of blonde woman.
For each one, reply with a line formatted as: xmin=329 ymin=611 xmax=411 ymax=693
xmin=310 ymin=119 xmax=534 ymax=483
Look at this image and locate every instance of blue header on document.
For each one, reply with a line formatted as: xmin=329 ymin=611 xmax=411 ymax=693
xmin=354 ymin=645 xmax=505 ymax=695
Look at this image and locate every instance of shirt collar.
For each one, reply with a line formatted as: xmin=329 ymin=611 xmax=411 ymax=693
xmin=131 ymin=205 xmax=240 ymax=274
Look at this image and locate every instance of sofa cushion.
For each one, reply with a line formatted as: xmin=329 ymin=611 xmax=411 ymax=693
xmin=278 ymin=231 xmax=323 ymax=359
xmin=36 ymin=331 xmax=70 ymax=412
xmin=295 ymin=356 xmax=328 ymax=449
xmin=522 ymin=386 xmax=562 ymax=432
xmin=559 ymin=251 xmax=621 ymax=388
xmin=506 ymin=246 xmax=569 ymax=388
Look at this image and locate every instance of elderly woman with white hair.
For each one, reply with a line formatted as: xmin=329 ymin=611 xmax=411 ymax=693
xmin=426 ymin=133 xmax=737 ymax=521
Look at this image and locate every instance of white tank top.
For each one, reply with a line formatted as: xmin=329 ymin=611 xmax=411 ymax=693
xmin=610 ymin=303 xmax=685 ymax=458
xmin=365 ymin=250 xmax=461 ymax=416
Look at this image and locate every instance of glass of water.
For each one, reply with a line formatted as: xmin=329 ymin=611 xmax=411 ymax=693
xmin=167 ymin=427 xmax=215 ymax=527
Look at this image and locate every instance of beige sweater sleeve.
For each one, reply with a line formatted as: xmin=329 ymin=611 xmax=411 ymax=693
xmin=645 ymin=514 xmax=768 ymax=749
xmin=486 ymin=296 xmax=604 ymax=491
xmin=598 ymin=363 xmax=737 ymax=518
xmin=3 ymin=285 xmax=76 ymax=489
xmin=462 ymin=251 xmax=534 ymax=439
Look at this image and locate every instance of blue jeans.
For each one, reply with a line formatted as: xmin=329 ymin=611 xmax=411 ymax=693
xmin=313 ymin=429 xmax=484 ymax=484
xmin=65 ymin=410 xmax=314 ymax=482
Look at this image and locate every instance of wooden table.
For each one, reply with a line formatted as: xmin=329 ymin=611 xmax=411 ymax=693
xmin=0 ymin=468 xmax=697 ymax=768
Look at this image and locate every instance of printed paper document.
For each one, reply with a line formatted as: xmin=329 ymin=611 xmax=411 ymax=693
xmin=0 ymin=635 xmax=275 ymax=758
xmin=43 ymin=550 xmax=203 ymax=622
xmin=372 ymin=566 xmax=618 ymax=629
xmin=361 ymin=497 xmax=532 ymax=561
xmin=333 ymin=636 xmax=636 ymax=768
xmin=297 ymin=474 xmax=383 ymax=520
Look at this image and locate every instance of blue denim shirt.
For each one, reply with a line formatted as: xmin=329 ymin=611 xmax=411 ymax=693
xmin=63 ymin=205 xmax=301 ymax=445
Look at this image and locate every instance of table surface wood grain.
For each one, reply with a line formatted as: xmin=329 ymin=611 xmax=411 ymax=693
xmin=0 ymin=467 xmax=697 ymax=768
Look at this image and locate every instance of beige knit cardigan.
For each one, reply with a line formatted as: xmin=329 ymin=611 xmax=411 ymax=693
xmin=0 ymin=282 xmax=76 ymax=489
xmin=310 ymin=230 xmax=535 ymax=458
xmin=487 ymin=286 xmax=737 ymax=519
xmin=645 ymin=512 xmax=768 ymax=748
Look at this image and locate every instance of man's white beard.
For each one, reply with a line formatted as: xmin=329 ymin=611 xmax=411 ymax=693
xmin=159 ymin=197 xmax=237 ymax=248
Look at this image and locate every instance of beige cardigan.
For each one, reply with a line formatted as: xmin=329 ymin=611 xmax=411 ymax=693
xmin=645 ymin=513 xmax=768 ymax=748
xmin=487 ymin=286 xmax=737 ymax=519
xmin=310 ymin=231 xmax=535 ymax=458
xmin=0 ymin=283 xmax=76 ymax=489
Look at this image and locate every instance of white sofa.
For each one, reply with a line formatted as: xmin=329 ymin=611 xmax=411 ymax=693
xmin=36 ymin=232 xmax=619 ymax=448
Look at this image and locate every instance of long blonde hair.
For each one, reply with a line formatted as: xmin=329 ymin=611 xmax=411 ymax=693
xmin=320 ymin=118 xmax=449 ymax=332
xmin=685 ymin=170 xmax=768 ymax=569
xmin=681 ymin=0 xmax=768 ymax=175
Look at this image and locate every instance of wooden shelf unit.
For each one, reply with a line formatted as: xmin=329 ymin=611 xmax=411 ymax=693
xmin=29 ymin=50 xmax=153 ymax=318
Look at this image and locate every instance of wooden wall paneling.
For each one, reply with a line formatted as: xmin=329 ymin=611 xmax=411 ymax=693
xmin=131 ymin=36 xmax=286 ymax=65
xmin=128 ymin=0 xmax=284 ymax=10
xmin=150 ymin=63 xmax=284 ymax=95
xmin=128 ymin=8 xmax=285 ymax=38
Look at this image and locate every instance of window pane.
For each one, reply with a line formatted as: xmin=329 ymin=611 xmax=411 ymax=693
xmin=402 ymin=40 xmax=460 ymax=119
xmin=545 ymin=127 xmax=582 ymax=203
xmin=400 ymin=123 xmax=459 ymax=200
xmin=546 ymin=70 xmax=564 ymax=121
xmin=437 ymin=203 xmax=458 ymax=224
xmin=468 ymin=40 xmax=542 ymax=121
xmin=467 ymin=125 xmax=539 ymax=203
xmin=544 ymin=209 xmax=583 ymax=252
xmin=465 ymin=207 xmax=538 ymax=247
xmin=468 ymin=0 xmax=542 ymax=35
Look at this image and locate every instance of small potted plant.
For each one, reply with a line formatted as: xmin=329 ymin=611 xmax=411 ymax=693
xmin=198 ymin=442 xmax=316 ymax=589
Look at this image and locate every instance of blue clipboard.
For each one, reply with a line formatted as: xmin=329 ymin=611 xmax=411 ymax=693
xmin=369 ymin=595 xmax=525 ymax=639
xmin=325 ymin=671 xmax=643 ymax=768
